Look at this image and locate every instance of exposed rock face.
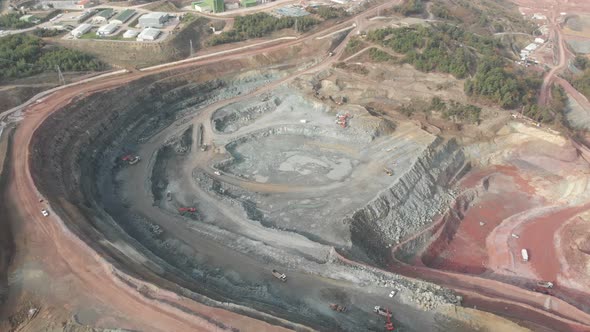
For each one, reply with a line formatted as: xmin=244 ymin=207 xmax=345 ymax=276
xmin=348 ymin=138 xmax=469 ymax=264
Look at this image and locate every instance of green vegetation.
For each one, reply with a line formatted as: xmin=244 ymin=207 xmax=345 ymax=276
xmin=464 ymin=56 xmax=540 ymax=108
xmin=574 ymin=55 xmax=589 ymax=71
xmin=366 ymin=25 xmax=499 ymax=79
xmin=394 ymin=0 xmax=424 ymax=16
xmin=0 ymin=13 xmax=34 ymax=29
xmin=572 ymin=70 xmax=590 ymax=100
xmin=32 ymin=28 xmax=64 ymax=37
xmin=549 ymin=84 xmax=568 ymax=116
xmin=368 ymin=48 xmax=394 ymax=62
xmin=365 ymin=24 xmax=540 ymax=109
xmin=181 ymin=13 xmax=197 ymax=23
xmin=344 ymin=37 xmax=364 ymax=55
xmin=430 ymin=3 xmax=455 ymax=20
xmin=0 ymin=34 xmax=105 ymax=80
xmin=207 ymin=13 xmax=318 ymax=46
xmin=334 ymin=62 xmax=369 ymax=75
xmin=399 ymin=97 xmax=481 ymax=123
xmin=309 ymin=6 xmax=348 ymax=20
xmin=441 ymin=100 xmax=481 ymax=123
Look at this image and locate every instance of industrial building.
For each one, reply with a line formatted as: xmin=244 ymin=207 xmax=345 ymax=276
xmin=240 ymin=0 xmax=257 ymax=8
xmin=70 ymin=23 xmax=92 ymax=38
xmin=204 ymin=0 xmax=224 ymax=13
xmin=192 ymin=1 xmax=211 ymax=12
xmin=225 ymin=0 xmax=239 ymax=10
xmin=138 ymin=12 xmax=169 ymax=28
xmin=41 ymin=0 xmax=92 ymax=10
xmin=77 ymin=10 xmax=96 ymax=23
xmin=110 ymin=9 xmax=136 ymax=25
xmin=137 ymin=27 xmax=161 ymax=41
xmin=93 ymin=8 xmax=115 ymax=24
xmin=96 ymin=22 xmax=119 ymax=36
xmin=123 ymin=29 xmax=139 ymax=38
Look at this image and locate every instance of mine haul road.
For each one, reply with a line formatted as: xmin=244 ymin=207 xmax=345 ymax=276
xmin=4 ymin=0 xmax=590 ymax=331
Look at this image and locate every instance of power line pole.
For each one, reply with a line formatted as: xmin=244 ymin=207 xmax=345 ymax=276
xmin=56 ymin=65 xmax=65 ymax=85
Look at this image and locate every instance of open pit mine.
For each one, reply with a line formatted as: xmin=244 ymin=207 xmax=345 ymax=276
xmin=2 ymin=19 xmax=590 ymax=332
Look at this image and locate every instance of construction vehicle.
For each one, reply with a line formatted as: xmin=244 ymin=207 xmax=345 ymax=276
xmin=384 ymin=168 xmax=393 ymax=176
xmin=537 ymin=281 xmax=554 ymax=289
xmin=201 ymin=144 xmax=208 ymax=152
xmin=373 ymin=306 xmax=391 ymax=317
xmin=178 ymin=207 xmax=197 ymax=213
xmin=385 ymin=308 xmax=395 ymax=331
xmin=329 ymin=303 xmax=347 ymax=312
xmin=335 ymin=113 xmax=351 ymax=128
xmin=272 ymin=269 xmax=287 ymax=282
xmin=328 ymin=51 xmax=334 ymax=57
xmin=122 ymin=155 xmax=140 ymax=165
xmin=521 ymin=249 xmax=529 ymax=262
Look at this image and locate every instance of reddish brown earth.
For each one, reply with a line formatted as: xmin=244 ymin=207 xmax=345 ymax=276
xmin=425 ymin=166 xmax=538 ymax=275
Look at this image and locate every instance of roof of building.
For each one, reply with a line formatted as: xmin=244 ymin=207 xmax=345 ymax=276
xmin=97 ymin=22 xmax=118 ymax=33
xmin=138 ymin=27 xmax=161 ymax=39
xmin=97 ymin=8 xmax=115 ymax=19
xmin=112 ymin=9 xmax=135 ymax=22
xmin=123 ymin=29 xmax=139 ymax=38
xmin=71 ymin=23 xmax=92 ymax=34
xmin=140 ymin=12 xmax=168 ymax=20
xmin=19 ymin=14 xmax=34 ymax=20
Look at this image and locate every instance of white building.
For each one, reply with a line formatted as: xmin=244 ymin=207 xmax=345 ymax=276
xmin=137 ymin=27 xmax=161 ymax=41
xmin=138 ymin=12 xmax=168 ymax=28
xmin=524 ymin=43 xmax=538 ymax=52
xmin=534 ymin=37 xmax=545 ymax=44
xmin=123 ymin=29 xmax=139 ymax=38
xmin=41 ymin=0 xmax=91 ymax=10
xmin=70 ymin=23 xmax=92 ymax=37
xmin=96 ymin=22 xmax=119 ymax=36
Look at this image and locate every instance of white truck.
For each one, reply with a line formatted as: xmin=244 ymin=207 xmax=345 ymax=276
xmin=521 ymin=249 xmax=529 ymax=262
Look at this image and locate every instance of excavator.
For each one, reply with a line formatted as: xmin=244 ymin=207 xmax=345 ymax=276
xmin=383 ymin=167 xmax=393 ymax=176
xmin=374 ymin=306 xmax=395 ymax=331
xmin=178 ymin=207 xmax=197 ymax=213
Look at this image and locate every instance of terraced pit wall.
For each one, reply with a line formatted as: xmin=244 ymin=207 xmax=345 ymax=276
xmin=27 ymin=64 xmax=345 ymax=330
xmin=348 ymin=138 xmax=470 ymax=265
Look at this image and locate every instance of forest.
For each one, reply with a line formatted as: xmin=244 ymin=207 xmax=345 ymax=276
xmin=366 ymin=24 xmax=540 ymax=109
xmin=207 ymin=13 xmax=318 ymax=46
xmin=0 ymin=34 xmax=105 ymax=80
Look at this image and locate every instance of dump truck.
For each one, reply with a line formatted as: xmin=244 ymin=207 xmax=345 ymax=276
xmin=178 ymin=207 xmax=196 ymax=213
xmin=521 ymin=249 xmax=529 ymax=262
xmin=384 ymin=168 xmax=393 ymax=176
xmin=272 ymin=269 xmax=287 ymax=282
xmin=329 ymin=303 xmax=347 ymax=312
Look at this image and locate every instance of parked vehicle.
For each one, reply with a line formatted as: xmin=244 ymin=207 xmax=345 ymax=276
xmin=272 ymin=269 xmax=287 ymax=282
